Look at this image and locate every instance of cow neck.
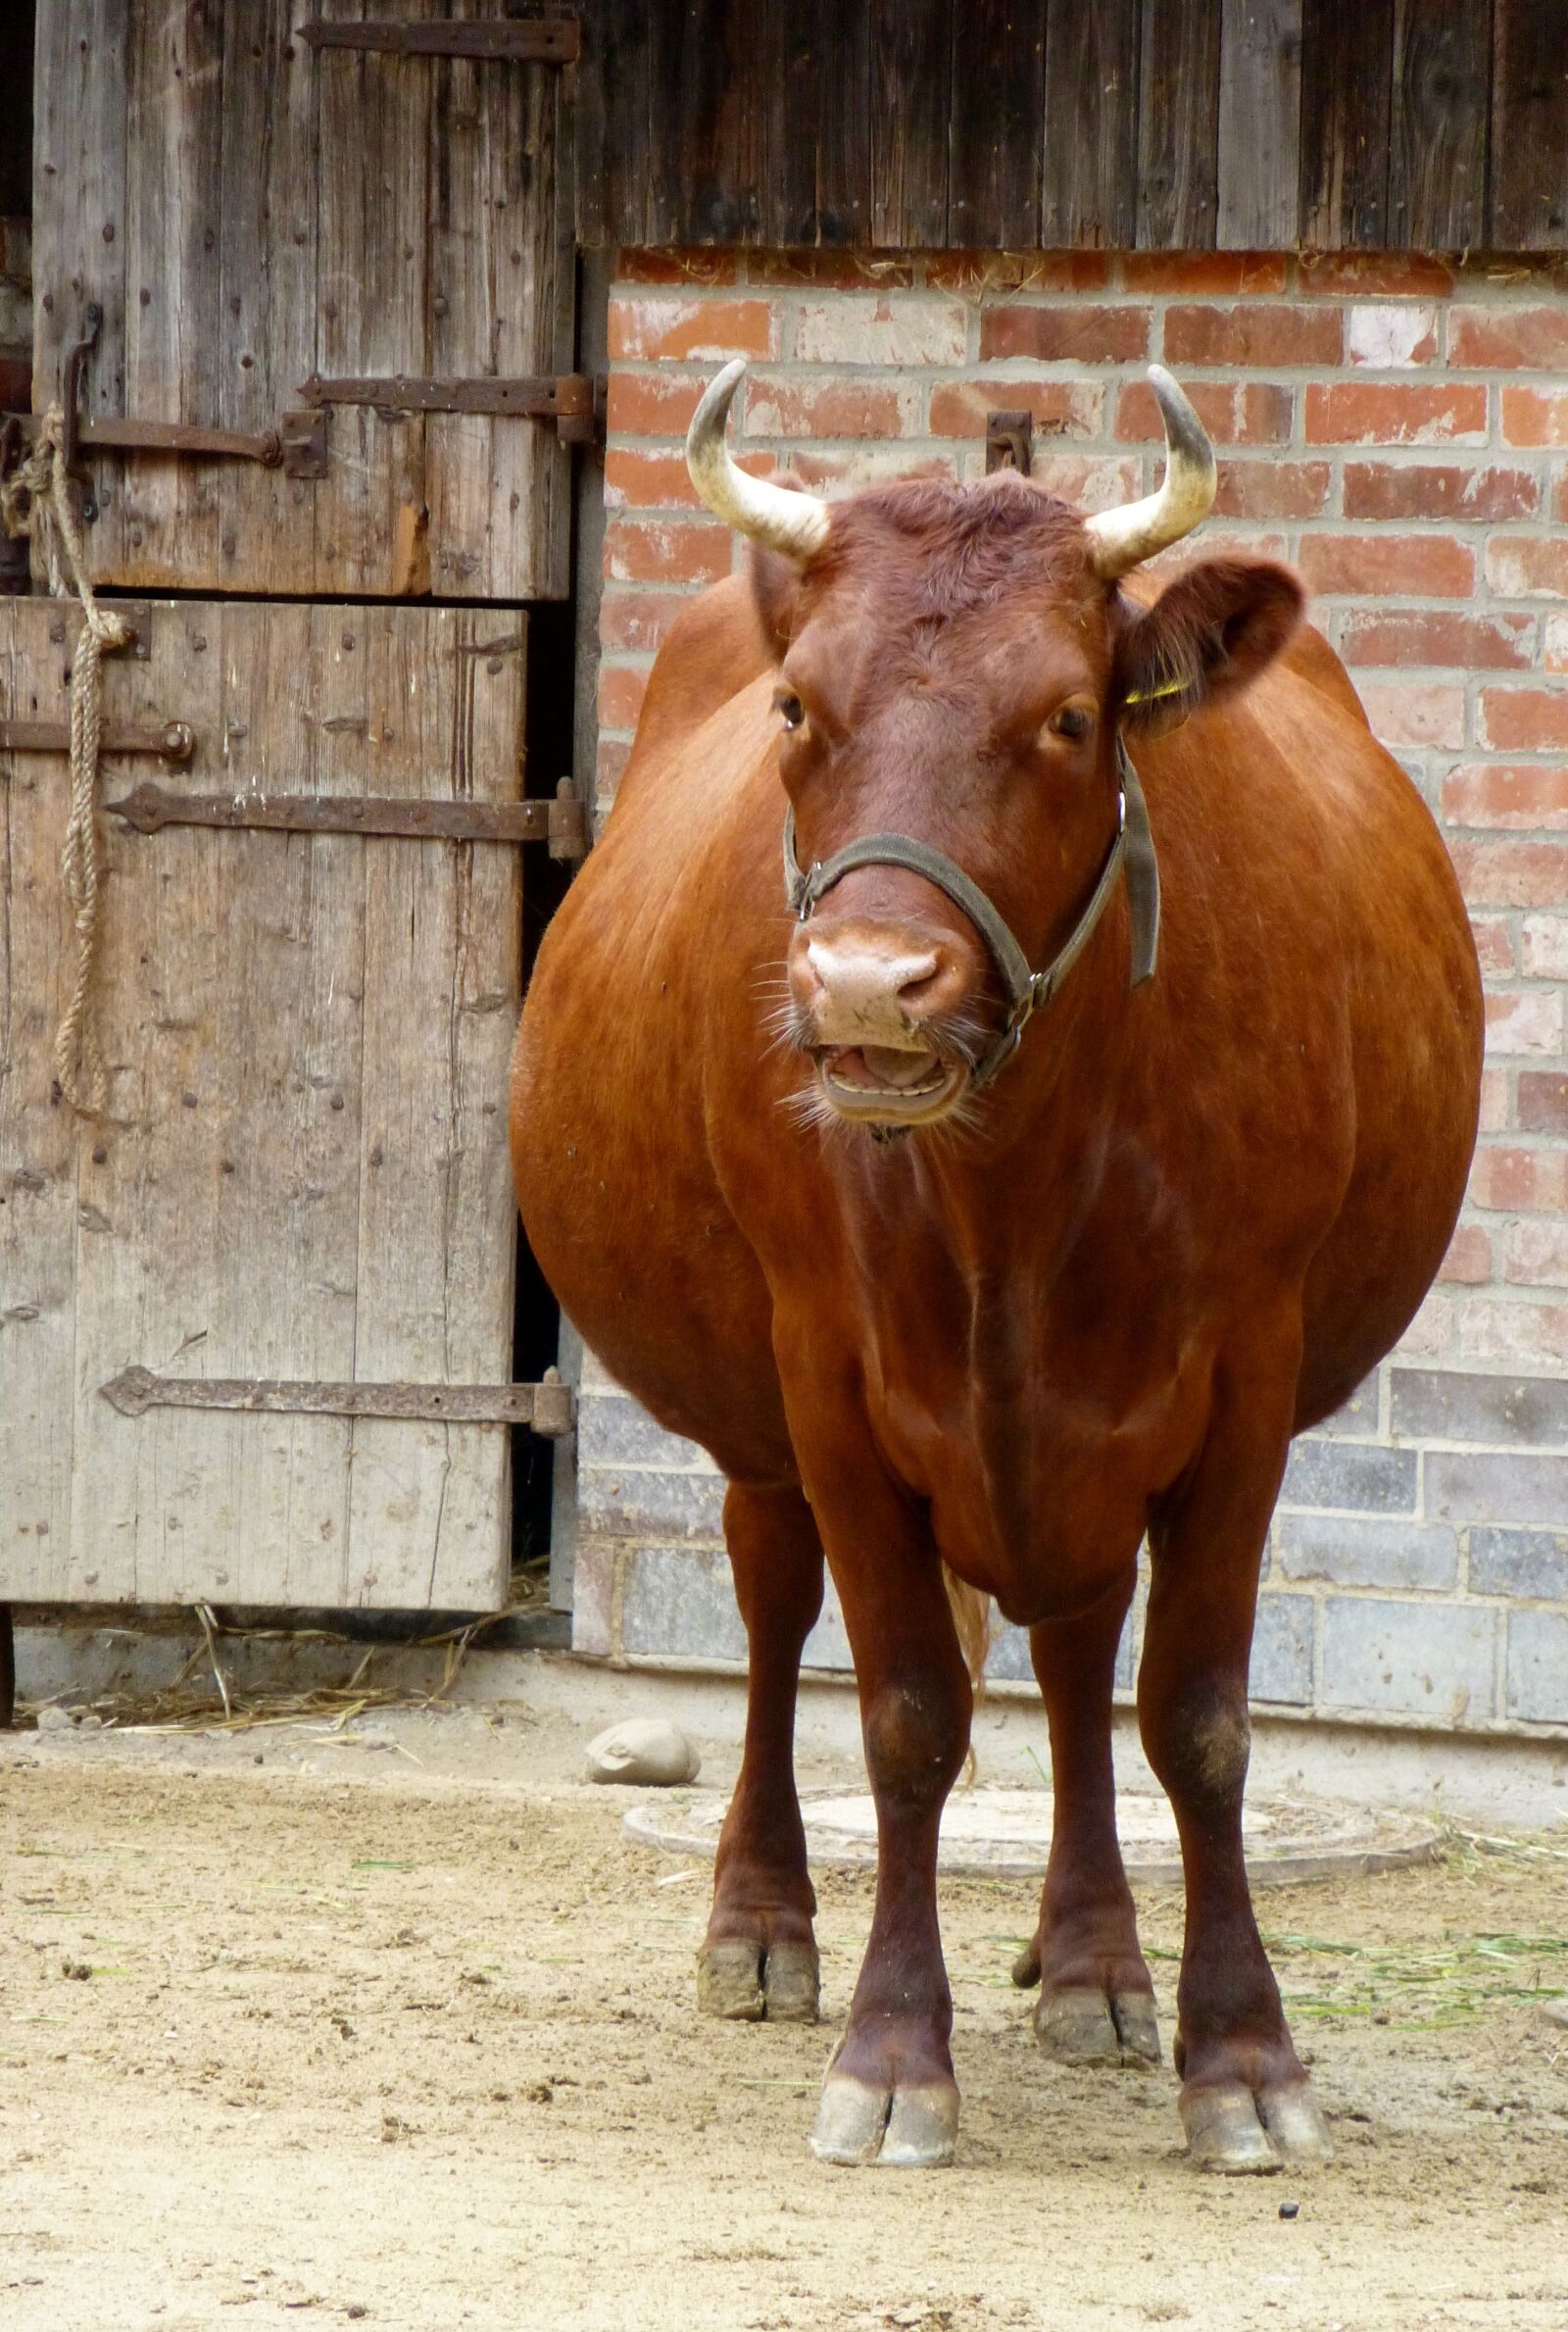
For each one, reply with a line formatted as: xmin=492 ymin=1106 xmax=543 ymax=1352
xmin=782 ymin=733 xmax=1159 ymax=1092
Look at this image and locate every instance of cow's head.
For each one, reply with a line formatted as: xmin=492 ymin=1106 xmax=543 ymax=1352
xmin=687 ymin=361 xmax=1303 ymax=1132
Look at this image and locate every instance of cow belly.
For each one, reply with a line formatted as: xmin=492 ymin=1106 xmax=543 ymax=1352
xmin=510 ymin=806 xmax=795 ymax=1487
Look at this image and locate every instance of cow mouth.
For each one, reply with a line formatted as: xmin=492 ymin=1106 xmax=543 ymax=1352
xmin=815 ymin=1043 xmax=968 ymax=1123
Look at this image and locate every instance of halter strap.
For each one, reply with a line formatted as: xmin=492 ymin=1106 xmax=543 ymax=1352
xmin=782 ymin=735 xmax=1159 ymax=1089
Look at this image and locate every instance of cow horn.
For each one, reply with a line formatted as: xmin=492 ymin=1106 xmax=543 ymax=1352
xmin=1084 ymin=366 xmax=1216 ymax=579
xmin=686 ymin=359 xmax=831 ymax=561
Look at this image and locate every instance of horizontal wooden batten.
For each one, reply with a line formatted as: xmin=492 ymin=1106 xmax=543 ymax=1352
xmin=576 ymin=0 xmax=1566 ymax=252
xmin=101 ymin=1367 xmax=576 ymax=1438
xmin=299 ymin=17 xmax=581 ymax=65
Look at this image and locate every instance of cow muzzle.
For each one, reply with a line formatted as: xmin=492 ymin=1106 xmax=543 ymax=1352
xmin=787 ymin=922 xmax=977 ymax=1124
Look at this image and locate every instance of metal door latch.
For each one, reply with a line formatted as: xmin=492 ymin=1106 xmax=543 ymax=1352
xmin=299 ymin=371 xmax=606 ymax=449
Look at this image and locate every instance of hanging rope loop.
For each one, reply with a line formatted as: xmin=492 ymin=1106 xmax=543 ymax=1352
xmin=2 ymin=405 xmax=134 ymax=1117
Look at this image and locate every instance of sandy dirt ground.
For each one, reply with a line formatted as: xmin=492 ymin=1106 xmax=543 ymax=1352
xmin=2 ymin=1703 xmax=1566 ymax=2332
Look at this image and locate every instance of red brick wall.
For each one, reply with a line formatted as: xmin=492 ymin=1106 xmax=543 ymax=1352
xmin=596 ymin=247 xmax=1568 ymax=1373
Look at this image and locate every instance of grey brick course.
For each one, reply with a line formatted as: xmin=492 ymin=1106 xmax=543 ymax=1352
xmin=1392 ymin=1370 xmax=1568 ymax=1449
xmin=1274 ymin=1513 xmax=1458 ymax=1592
xmin=1249 ymin=1595 xmax=1314 ymax=1706
xmin=1315 ymin=1372 xmax=1381 ymax=1440
xmin=1320 ymin=1597 xmax=1496 ymax=1722
xmin=621 ymin=1545 xmax=748 ymax=1662
xmin=1426 ymin=1451 xmax=1568 ymax=1529
xmin=577 ymin=1392 xmax=711 ymax=1470
xmin=1505 ymin=1609 xmax=1568 ymax=1724
xmin=1470 ymin=1527 xmax=1568 ymax=1603
xmin=579 ymin=1464 xmax=727 ymax=1541
xmin=1279 ymin=1440 xmax=1417 ymax=1514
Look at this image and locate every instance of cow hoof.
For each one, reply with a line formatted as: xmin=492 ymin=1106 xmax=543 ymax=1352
xmin=1034 ymin=1985 xmax=1161 ymax=2068
xmin=697 ymin=1937 xmax=819 ymax=2023
xmin=809 ymin=2074 xmax=958 ymax=2169
xmin=1181 ymin=2079 xmax=1333 ymax=2175
xmin=761 ymin=1938 xmax=821 ymax=2023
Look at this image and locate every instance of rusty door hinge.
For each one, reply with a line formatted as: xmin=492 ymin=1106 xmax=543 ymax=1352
xmin=1 ymin=718 xmax=194 ymax=763
xmin=102 ymin=1365 xmax=577 ymax=1438
xmin=299 ymin=371 xmax=605 ymax=449
xmin=108 ymin=774 xmax=589 ymax=860
xmin=300 ymin=16 xmax=580 ymax=65
xmin=985 ymin=411 xmax=1034 ymax=476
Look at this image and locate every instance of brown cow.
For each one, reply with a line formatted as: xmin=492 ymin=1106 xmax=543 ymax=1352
xmin=512 ymin=363 xmax=1482 ymax=2174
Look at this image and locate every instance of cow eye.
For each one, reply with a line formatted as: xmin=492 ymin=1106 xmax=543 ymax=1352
xmin=1047 ymin=705 xmax=1093 ymax=741
xmin=777 ymin=693 xmax=807 ymax=733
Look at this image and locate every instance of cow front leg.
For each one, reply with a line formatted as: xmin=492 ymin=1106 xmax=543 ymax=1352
xmin=699 ymin=1480 xmax=824 ymax=2023
xmin=809 ymin=1537 xmax=972 ymax=2169
xmin=1011 ymin=1565 xmax=1159 ymax=2067
xmin=1139 ymin=1370 xmax=1332 ymax=2175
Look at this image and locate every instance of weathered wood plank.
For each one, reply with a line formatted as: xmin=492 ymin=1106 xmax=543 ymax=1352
xmin=645 ymin=0 xmax=762 ymax=242
xmin=1216 ymin=0 xmax=1302 ymax=249
xmin=808 ymin=0 xmax=872 ymax=246
xmin=62 ymin=600 xmax=229 ymax=1602
xmin=1299 ymin=0 xmax=1395 ymax=248
xmin=949 ymin=0 xmax=1046 ymax=249
xmin=869 ymin=0 xmax=952 ymax=249
xmin=425 ymin=0 xmax=572 ymax=600
xmin=121 ymin=0 xmax=226 ymax=586
xmin=345 ymin=608 xmax=521 ymax=1607
xmin=30 ymin=0 xmax=128 ymax=583
xmin=0 ymin=603 xmax=80 ymax=1596
xmin=758 ymin=3 xmax=825 ymax=248
xmin=313 ymin=0 xmax=431 ymax=597
xmin=1491 ymin=0 xmax=1568 ymax=248
xmin=1138 ymin=0 xmax=1222 ymax=248
xmin=218 ymin=0 xmax=319 ymax=595
xmin=1389 ymin=0 xmax=1491 ymax=252
xmin=1042 ymin=0 xmax=1141 ymax=249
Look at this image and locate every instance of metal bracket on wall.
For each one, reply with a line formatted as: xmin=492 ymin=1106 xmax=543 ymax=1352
xmin=299 ymin=17 xmax=580 ymax=65
xmin=102 ymin=1365 xmax=576 ymax=1439
xmin=985 ymin=411 xmax=1034 ymax=476
xmin=107 ymin=773 xmax=589 ymax=861
xmin=299 ymin=371 xmax=606 ymax=449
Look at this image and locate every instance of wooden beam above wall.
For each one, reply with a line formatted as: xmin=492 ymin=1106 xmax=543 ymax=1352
xmin=575 ymin=0 xmax=1567 ymax=251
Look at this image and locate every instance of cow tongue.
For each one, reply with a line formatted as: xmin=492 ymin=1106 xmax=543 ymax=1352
xmin=827 ymin=1045 xmax=939 ymax=1091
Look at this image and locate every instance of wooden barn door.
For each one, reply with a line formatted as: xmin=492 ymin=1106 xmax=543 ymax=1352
xmin=2 ymin=3 xmax=584 ymax=1613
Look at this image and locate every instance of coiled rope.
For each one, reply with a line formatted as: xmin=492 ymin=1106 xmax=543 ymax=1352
xmin=1 ymin=405 xmax=133 ymax=1116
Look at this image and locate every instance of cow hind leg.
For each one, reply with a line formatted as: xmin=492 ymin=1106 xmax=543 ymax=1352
xmin=1012 ymin=1565 xmax=1160 ymax=2068
xmin=698 ymin=1480 xmax=825 ymax=2024
xmin=1139 ymin=1345 xmax=1333 ymax=2176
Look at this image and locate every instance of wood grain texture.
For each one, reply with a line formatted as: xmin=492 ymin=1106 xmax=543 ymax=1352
xmin=1389 ymin=0 xmax=1491 ymax=251
xmin=948 ymin=0 xmax=1046 ymax=249
xmin=646 ymin=0 xmax=762 ymax=242
xmin=1299 ymin=0 xmax=1395 ymax=248
xmin=0 ymin=601 xmax=522 ymax=1610
xmin=218 ymin=0 xmax=320 ymax=595
xmin=0 ymin=603 xmax=81 ymax=1594
xmin=1491 ymin=0 xmax=1568 ymax=247
xmin=1217 ymin=0 xmax=1303 ymax=249
xmin=1042 ymin=0 xmax=1142 ymax=248
xmin=32 ymin=0 xmax=571 ymax=598
xmin=1138 ymin=0 xmax=1222 ymax=248
xmin=870 ymin=0 xmax=952 ymax=247
xmin=759 ymin=1 xmax=872 ymax=247
xmin=29 ymin=0 xmax=128 ymax=583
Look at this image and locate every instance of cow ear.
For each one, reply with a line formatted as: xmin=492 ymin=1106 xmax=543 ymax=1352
xmin=1112 ymin=557 xmax=1304 ymax=739
xmin=748 ymin=542 xmax=805 ymax=660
